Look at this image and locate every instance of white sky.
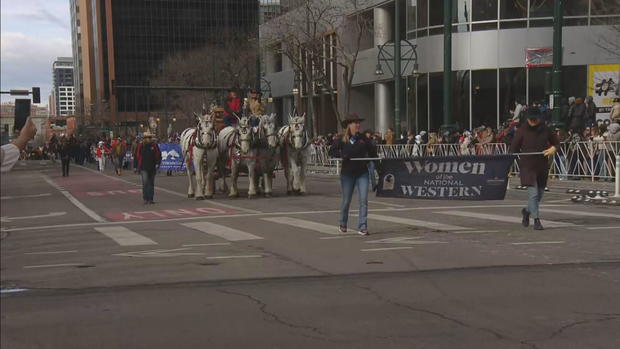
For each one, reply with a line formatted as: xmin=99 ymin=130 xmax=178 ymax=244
xmin=1 ymin=0 xmax=72 ymax=107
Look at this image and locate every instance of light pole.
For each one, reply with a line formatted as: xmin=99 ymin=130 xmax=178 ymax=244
xmin=375 ymin=39 xmax=419 ymax=135
xmin=292 ymin=70 xmax=301 ymax=116
xmin=551 ymin=0 xmax=564 ymax=128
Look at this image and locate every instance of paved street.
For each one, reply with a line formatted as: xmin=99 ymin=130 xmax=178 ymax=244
xmin=2 ymin=162 xmax=619 ymax=348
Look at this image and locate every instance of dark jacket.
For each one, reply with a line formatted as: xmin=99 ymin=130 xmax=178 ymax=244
xmin=329 ymin=133 xmax=378 ymax=177
xmin=510 ymin=123 xmax=559 ymax=188
xmin=568 ymin=103 xmax=586 ymax=131
xmin=137 ymin=142 xmax=161 ymax=172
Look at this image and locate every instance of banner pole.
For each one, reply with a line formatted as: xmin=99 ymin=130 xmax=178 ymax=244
xmin=332 ymin=152 xmax=543 ymax=161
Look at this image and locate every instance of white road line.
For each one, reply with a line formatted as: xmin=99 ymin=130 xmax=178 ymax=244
xmin=511 ymin=241 xmax=565 ymax=245
xmin=41 ymin=173 xmax=107 ymax=223
xmin=320 ymin=235 xmax=362 ymax=240
xmin=0 ymin=204 xmax=574 ymax=233
xmin=206 ymin=255 xmax=263 ymax=259
xmin=94 ymin=226 xmax=157 ymax=246
xmin=453 ymin=230 xmax=500 ymax=234
xmin=23 ymin=263 xmax=85 ymax=269
xmin=76 ymin=165 xmax=261 ymax=214
xmin=1 ymin=212 xmax=66 ymax=223
xmin=181 ymin=243 xmax=232 ymax=247
xmin=368 ymin=200 xmax=405 ymax=208
xmin=541 ymin=209 xmax=620 ymax=219
xmin=366 ymin=214 xmax=470 ymax=231
xmin=0 ymin=288 xmax=29 ymax=294
xmin=586 ymin=226 xmax=620 ymax=230
xmin=261 ymin=217 xmax=343 ymax=235
xmin=1 ymin=193 xmax=51 ymax=200
xmin=24 ymin=250 xmax=78 ymax=255
xmin=436 ymin=211 xmax=575 ymax=228
xmin=182 ymin=221 xmax=263 ymax=241
xmin=361 ymin=247 xmax=413 ymax=252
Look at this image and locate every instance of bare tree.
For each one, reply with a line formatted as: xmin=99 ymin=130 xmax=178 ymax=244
xmin=263 ymin=0 xmax=372 ymax=134
xmin=591 ymin=1 xmax=620 ymax=60
xmin=149 ymin=30 xmax=259 ymax=126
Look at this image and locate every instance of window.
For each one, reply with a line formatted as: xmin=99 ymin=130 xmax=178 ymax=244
xmin=452 ymin=0 xmax=470 ymax=32
xmin=529 ymin=0 xmax=553 ymax=18
xmin=429 ymin=0 xmax=443 ymax=26
xmin=416 ymin=0 xmax=428 ymax=36
xmin=472 ymin=69 xmax=497 ymax=128
xmin=499 ymin=68 xmax=526 ymax=121
xmin=417 ymin=73 xmax=429 ymax=132
xmin=528 ymin=67 xmax=551 ymax=105
xmin=592 ymin=0 xmax=620 ymax=15
xmin=452 ymin=71 xmax=470 ymax=129
xmin=500 ymin=0 xmax=527 ymax=19
xmin=472 ymin=0 xmax=497 ymax=21
xmin=564 ymin=0 xmax=588 ymax=16
xmin=429 ymin=72 xmax=443 ymax=131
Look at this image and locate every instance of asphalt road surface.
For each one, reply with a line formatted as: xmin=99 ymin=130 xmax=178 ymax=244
xmin=2 ymin=162 xmax=619 ymax=348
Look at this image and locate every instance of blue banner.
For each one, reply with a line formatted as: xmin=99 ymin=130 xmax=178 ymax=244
xmin=376 ymin=155 xmax=516 ymax=200
xmin=159 ymin=143 xmax=186 ymax=171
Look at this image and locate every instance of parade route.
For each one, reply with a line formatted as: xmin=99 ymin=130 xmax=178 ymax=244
xmin=2 ymin=163 xmax=619 ymax=348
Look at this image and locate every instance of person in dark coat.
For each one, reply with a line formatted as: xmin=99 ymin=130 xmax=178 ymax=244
xmin=329 ymin=114 xmax=378 ymax=235
xmin=568 ymin=97 xmax=587 ymax=133
xmin=58 ymin=136 xmax=71 ymax=177
xmin=510 ymin=108 xmax=560 ymax=230
xmin=136 ymin=132 xmax=161 ymax=204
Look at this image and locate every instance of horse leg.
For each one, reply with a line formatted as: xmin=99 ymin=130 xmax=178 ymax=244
xmin=290 ymin=156 xmax=300 ymax=194
xmin=247 ymin=161 xmax=257 ymax=198
xmin=194 ymin=152 xmax=205 ymax=200
xmin=205 ymin=153 xmax=216 ymax=199
xmin=229 ymin=161 xmax=239 ymax=198
xmin=218 ymin=157 xmax=229 ymax=194
xmin=185 ymin=156 xmax=195 ymax=198
xmin=299 ymin=155 xmax=307 ymax=194
xmin=264 ymin=164 xmax=273 ymax=197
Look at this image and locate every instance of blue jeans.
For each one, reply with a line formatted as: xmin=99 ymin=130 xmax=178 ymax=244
xmin=527 ymin=186 xmax=545 ymax=219
xmin=141 ymin=170 xmax=156 ymax=202
xmin=339 ymin=172 xmax=369 ymax=230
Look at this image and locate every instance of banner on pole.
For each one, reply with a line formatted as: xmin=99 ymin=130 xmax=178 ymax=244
xmin=376 ymin=155 xmax=515 ymax=200
xmin=525 ymin=48 xmax=553 ymax=68
xmin=159 ymin=143 xmax=186 ymax=171
xmin=588 ymin=64 xmax=620 ymax=120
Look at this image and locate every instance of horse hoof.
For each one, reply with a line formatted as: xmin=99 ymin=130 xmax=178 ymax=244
xmin=196 ymin=196 xmax=205 ymax=201
xmin=248 ymin=194 xmax=256 ymax=199
xmin=188 ymin=194 xmax=195 ymax=198
xmin=229 ymin=194 xmax=238 ymax=198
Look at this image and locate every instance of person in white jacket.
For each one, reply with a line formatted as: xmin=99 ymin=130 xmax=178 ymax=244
xmin=0 ymin=118 xmax=37 ymax=173
xmin=511 ymin=101 xmax=524 ymax=121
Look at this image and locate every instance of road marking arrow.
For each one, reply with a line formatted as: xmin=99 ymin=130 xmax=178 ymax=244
xmin=114 ymin=247 xmax=205 ymax=258
xmin=366 ymin=236 xmax=447 ymax=245
xmin=1 ymin=212 xmax=67 ymax=223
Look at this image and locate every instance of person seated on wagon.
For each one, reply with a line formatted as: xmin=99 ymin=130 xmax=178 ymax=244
xmin=223 ymin=90 xmax=242 ymax=127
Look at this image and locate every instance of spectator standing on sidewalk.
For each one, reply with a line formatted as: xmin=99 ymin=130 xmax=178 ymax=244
xmin=329 ymin=114 xmax=377 ymax=236
xmin=136 ymin=132 xmax=161 ymax=205
xmin=610 ymin=97 xmax=620 ymax=123
xmin=510 ymin=108 xmax=560 ymax=231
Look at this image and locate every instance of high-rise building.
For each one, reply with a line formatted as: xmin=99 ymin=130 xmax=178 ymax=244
xmin=71 ymin=0 xmax=260 ymax=134
xmin=52 ymin=57 xmax=75 ymax=117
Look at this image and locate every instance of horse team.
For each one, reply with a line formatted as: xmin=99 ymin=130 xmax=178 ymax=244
xmin=180 ymin=107 xmax=309 ymax=200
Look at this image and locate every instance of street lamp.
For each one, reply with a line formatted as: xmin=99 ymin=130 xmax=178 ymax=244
xmin=375 ymin=40 xmax=419 ymax=135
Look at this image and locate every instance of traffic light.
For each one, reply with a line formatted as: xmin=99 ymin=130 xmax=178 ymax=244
xmin=32 ymin=87 xmax=41 ymax=104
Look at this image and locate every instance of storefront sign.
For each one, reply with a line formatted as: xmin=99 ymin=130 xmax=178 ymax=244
xmin=376 ymin=155 xmax=515 ymax=200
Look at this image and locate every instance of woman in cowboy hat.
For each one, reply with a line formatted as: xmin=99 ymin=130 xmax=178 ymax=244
xmin=329 ymin=113 xmax=377 ymax=235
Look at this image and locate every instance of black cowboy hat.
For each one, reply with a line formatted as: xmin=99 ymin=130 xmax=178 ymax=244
xmin=341 ymin=113 xmax=365 ymax=128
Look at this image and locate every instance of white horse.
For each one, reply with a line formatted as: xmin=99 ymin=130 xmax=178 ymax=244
xmin=180 ymin=110 xmax=218 ymax=199
xmin=218 ymin=116 xmax=258 ymax=198
xmin=255 ymin=114 xmax=279 ymax=197
xmin=278 ymin=114 xmax=310 ymax=195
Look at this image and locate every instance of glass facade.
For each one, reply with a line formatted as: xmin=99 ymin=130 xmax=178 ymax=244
xmin=407 ymin=0 xmax=620 ymax=36
xmin=108 ymin=0 xmax=259 ymax=112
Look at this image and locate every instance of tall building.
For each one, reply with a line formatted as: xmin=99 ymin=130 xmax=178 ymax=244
xmin=52 ymin=57 xmax=75 ymax=117
xmin=71 ymin=0 xmax=260 ymax=135
xmin=261 ymin=0 xmax=620 ymax=136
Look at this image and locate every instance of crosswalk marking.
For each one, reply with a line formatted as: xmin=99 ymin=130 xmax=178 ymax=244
xmin=366 ymin=214 xmax=470 ymax=231
xmin=94 ymin=226 xmax=157 ymax=246
xmin=436 ymin=211 xmax=575 ymax=228
xmin=541 ymin=209 xmax=620 ymax=219
xmin=260 ymin=217 xmax=343 ymax=235
xmin=182 ymin=221 xmax=263 ymax=241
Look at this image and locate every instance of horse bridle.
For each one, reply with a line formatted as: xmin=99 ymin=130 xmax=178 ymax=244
xmin=288 ymin=123 xmax=309 ymax=149
xmin=194 ymin=118 xmax=217 ymax=150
